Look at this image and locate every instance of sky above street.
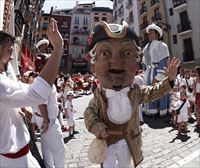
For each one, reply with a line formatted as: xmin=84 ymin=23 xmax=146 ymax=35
xmin=42 ymin=0 xmax=113 ymax=13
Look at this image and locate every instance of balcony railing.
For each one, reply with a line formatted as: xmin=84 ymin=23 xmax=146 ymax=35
xmin=72 ymin=28 xmax=89 ymax=34
xmin=140 ymin=22 xmax=149 ymax=30
xmin=140 ymin=6 xmax=147 ymax=15
xmin=177 ymin=21 xmax=192 ymax=33
xmin=150 ymin=0 xmax=159 ymax=7
xmin=173 ymin=0 xmax=187 ymax=8
xmin=71 ymin=41 xmax=87 ymax=46
xmin=183 ymin=50 xmax=194 ymax=62
xmin=126 ymin=0 xmax=133 ymax=9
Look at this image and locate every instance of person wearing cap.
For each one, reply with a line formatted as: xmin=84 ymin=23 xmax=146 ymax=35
xmin=83 ymin=21 xmax=180 ymax=167
xmin=64 ymin=92 xmax=78 ymax=137
xmin=0 ymin=18 xmax=63 ymax=168
xmin=142 ymin=23 xmax=170 ymax=117
xmin=36 ymin=52 xmax=66 ymax=168
xmin=35 ymin=38 xmax=51 ymax=72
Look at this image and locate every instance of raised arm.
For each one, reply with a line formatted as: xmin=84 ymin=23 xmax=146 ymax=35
xmin=39 ymin=18 xmax=64 ymax=86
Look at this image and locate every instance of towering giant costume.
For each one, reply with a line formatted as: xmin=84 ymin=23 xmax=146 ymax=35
xmin=143 ymin=23 xmax=170 ymax=116
xmin=84 ymin=21 xmax=179 ymax=167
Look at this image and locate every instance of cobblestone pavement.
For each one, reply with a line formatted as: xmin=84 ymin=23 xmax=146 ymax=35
xmin=36 ymin=94 xmax=200 ymax=168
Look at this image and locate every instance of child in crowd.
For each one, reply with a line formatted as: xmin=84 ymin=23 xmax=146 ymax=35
xmin=64 ymin=92 xmax=78 ymax=137
xmin=175 ymin=90 xmax=191 ymax=134
xmin=169 ymin=87 xmax=179 ymax=125
xmin=194 ymin=66 xmax=200 ymax=128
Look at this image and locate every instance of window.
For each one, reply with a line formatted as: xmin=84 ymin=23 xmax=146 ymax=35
xmin=83 ymin=17 xmax=88 ymax=25
xmin=60 ymin=58 xmax=65 ymax=68
xmin=41 ymin=34 xmax=47 ymax=38
xmin=154 ymin=8 xmax=161 ymax=20
xmin=169 ymin=8 xmax=173 ymax=16
xmin=102 ymin=17 xmax=107 ymax=22
xmin=44 ymin=16 xmax=48 ymax=21
xmin=114 ymin=11 xmax=117 ymax=20
xmin=42 ymin=23 xmax=48 ymax=30
xmin=129 ymin=11 xmax=134 ymax=22
xmin=94 ymin=17 xmax=99 ymax=22
xmin=173 ymin=35 xmax=177 ymax=44
xmin=74 ymin=16 xmax=79 ymax=24
xmin=183 ymin=38 xmax=194 ymax=62
xmin=82 ymin=36 xmax=87 ymax=45
xmin=62 ymin=21 xmax=68 ymax=26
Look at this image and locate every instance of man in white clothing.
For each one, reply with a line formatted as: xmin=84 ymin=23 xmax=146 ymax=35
xmin=38 ymin=84 xmax=66 ymax=168
xmin=0 ymin=18 xmax=63 ymax=168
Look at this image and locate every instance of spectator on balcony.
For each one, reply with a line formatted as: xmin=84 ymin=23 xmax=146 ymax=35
xmin=142 ymin=23 xmax=170 ymax=117
xmin=35 ymin=38 xmax=51 ymax=72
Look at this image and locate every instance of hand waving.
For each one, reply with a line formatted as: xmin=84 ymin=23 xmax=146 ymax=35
xmin=165 ymin=57 xmax=181 ymax=81
xmin=47 ymin=18 xmax=64 ymax=49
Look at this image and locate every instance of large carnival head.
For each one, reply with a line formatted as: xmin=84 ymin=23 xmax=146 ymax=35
xmin=86 ymin=21 xmax=141 ymax=91
xmin=0 ymin=31 xmax=15 ymax=72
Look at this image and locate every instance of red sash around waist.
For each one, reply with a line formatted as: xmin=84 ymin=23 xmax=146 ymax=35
xmin=1 ymin=144 xmax=30 ymax=159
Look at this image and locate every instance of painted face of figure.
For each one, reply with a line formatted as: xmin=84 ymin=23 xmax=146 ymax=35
xmin=0 ymin=41 xmax=14 ymax=72
xmin=90 ymin=38 xmax=139 ymax=91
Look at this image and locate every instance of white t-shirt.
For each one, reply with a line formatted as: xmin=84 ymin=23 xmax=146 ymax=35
xmin=175 ymin=99 xmax=190 ymax=115
xmin=0 ymin=74 xmax=51 ymax=153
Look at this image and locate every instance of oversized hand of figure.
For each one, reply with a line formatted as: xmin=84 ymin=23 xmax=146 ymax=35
xmin=165 ymin=57 xmax=181 ymax=81
xmin=47 ymin=18 xmax=64 ymax=49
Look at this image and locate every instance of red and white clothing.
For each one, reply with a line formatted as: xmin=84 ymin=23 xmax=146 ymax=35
xmin=0 ymin=74 xmax=52 ymax=167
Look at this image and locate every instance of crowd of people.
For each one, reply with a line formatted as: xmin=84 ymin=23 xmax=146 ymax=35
xmin=0 ymin=17 xmax=199 ymax=168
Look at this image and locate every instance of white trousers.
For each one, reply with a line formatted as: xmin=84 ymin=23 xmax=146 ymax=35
xmin=41 ymin=118 xmax=65 ymax=168
xmin=58 ymin=111 xmax=64 ymax=126
xmin=103 ymin=139 xmax=132 ymax=168
xmin=0 ymin=151 xmax=40 ymax=168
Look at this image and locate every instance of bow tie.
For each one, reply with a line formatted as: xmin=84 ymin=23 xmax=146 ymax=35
xmin=106 ymin=87 xmax=130 ymax=98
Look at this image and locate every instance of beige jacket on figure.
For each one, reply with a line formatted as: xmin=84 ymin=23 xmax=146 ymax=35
xmin=84 ymin=77 xmax=173 ymax=167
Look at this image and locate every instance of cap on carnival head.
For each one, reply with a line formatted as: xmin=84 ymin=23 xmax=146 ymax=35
xmin=146 ymin=23 xmax=163 ymax=38
xmin=36 ymin=38 xmax=49 ymax=48
xmin=85 ymin=21 xmax=140 ymax=53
